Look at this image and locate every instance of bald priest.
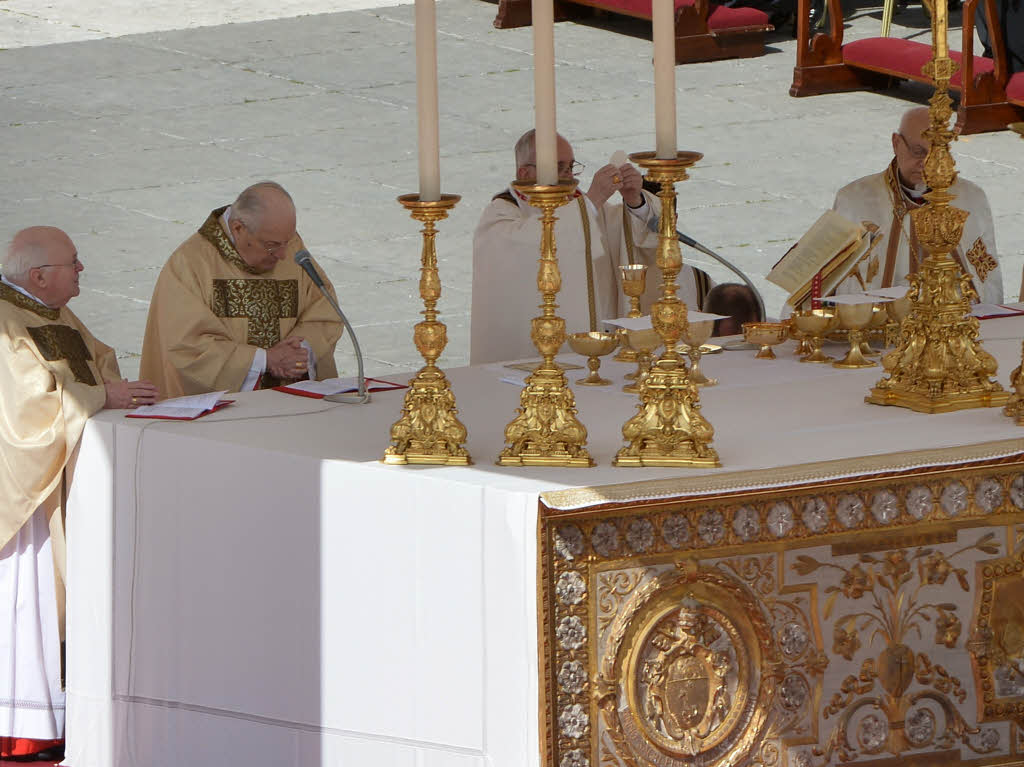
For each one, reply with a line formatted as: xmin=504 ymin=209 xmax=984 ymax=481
xmin=141 ymin=181 xmax=343 ymax=397
xmin=1 ymin=227 xmax=158 ymax=760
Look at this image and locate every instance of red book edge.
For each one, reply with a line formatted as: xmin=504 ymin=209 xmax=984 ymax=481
xmin=125 ymin=399 xmax=235 ymax=420
xmin=273 ymin=377 xmax=407 ymax=399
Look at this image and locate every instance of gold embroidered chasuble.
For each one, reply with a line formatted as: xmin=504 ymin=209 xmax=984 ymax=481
xmin=140 ymin=208 xmax=342 ymax=398
xmin=0 ymin=282 xmax=121 ymax=628
xmin=832 ymin=161 xmax=1003 ymax=303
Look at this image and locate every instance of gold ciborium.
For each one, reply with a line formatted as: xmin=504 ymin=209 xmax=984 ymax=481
xmin=498 ymin=180 xmax=593 ymax=467
xmin=568 ymin=331 xmax=619 ymax=386
xmin=383 ymin=194 xmax=470 ymax=465
xmin=833 ymin=301 xmax=877 ymax=369
xmin=793 ymin=308 xmax=839 ymax=363
xmin=622 ymin=327 xmax=662 ymax=393
xmin=682 ymin=318 xmax=717 ymax=386
xmin=614 ymin=264 xmax=648 ymax=363
xmin=742 ymin=321 xmax=789 ymax=360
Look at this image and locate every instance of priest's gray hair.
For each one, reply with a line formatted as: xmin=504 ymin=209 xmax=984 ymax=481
xmin=232 ymin=181 xmax=294 ymax=230
xmin=4 ymin=233 xmax=48 ymax=283
xmin=514 ymin=129 xmax=537 ymax=170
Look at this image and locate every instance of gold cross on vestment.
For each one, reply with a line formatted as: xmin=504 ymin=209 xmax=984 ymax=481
xmin=27 ymin=325 xmax=97 ymax=385
xmin=211 ymin=279 xmax=299 ymax=348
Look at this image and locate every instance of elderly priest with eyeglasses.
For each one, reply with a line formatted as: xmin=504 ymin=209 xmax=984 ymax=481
xmin=831 ymin=106 xmax=1003 ymax=303
xmin=0 ymin=226 xmax=158 ymax=761
xmin=470 ymin=130 xmax=667 ymax=365
xmin=140 ymin=181 xmax=343 ymax=397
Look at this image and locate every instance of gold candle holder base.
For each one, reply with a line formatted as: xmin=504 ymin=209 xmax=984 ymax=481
xmin=383 ymin=194 xmax=471 ymax=466
xmin=498 ymin=181 xmax=593 ymax=467
xmin=865 ymin=69 xmax=1006 ymax=413
xmin=614 ymin=151 xmax=720 ymax=468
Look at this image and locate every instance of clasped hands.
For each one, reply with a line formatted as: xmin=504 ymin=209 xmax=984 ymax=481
xmin=267 ymin=336 xmax=309 ymax=381
xmin=587 ymin=163 xmax=643 ymax=209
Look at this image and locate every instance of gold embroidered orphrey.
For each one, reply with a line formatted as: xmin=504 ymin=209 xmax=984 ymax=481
xmin=539 ymin=453 xmax=1024 ymax=767
xmin=966 ymin=237 xmax=998 ymax=284
xmin=0 ymin=282 xmax=60 ymax=321
xmin=27 ymin=324 xmax=96 ymax=385
xmin=210 ymin=278 xmax=298 ymax=349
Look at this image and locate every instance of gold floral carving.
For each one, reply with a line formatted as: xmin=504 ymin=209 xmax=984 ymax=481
xmin=210 ymin=278 xmax=298 ymax=349
xmin=27 ymin=324 xmax=96 ymax=385
xmin=968 ymin=544 xmax=1024 ymax=723
xmin=540 ymin=456 xmax=1024 ymax=767
xmin=795 ymin=536 xmax=1000 ymax=762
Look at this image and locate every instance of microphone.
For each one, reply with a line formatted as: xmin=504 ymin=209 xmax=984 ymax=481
xmin=294 ymin=249 xmax=370 ymax=404
xmin=645 ymin=215 xmax=766 ymax=321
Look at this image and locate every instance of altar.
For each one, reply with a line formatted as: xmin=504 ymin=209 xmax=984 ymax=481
xmin=64 ymin=317 xmax=1024 ymax=767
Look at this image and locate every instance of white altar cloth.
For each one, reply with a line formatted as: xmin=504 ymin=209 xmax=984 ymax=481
xmin=64 ymin=318 xmax=1024 ymax=767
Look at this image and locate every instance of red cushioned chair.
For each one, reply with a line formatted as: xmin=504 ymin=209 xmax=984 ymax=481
xmin=789 ymin=0 xmax=1024 ymax=133
xmin=491 ymin=0 xmax=773 ymax=64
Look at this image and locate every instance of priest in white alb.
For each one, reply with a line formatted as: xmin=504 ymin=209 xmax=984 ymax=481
xmin=0 ymin=227 xmax=157 ymax=760
xmin=140 ymin=181 xmax=343 ymax=397
xmin=833 ymin=106 xmax=1003 ymax=303
xmin=471 ymin=130 xmax=665 ymax=364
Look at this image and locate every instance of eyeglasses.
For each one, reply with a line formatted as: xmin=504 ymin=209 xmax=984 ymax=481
xmin=898 ymin=133 xmax=929 ymax=160
xmin=36 ymin=256 xmax=81 ymax=269
xmin=241 ymin=222 xmax=288 ymax=256
xmin=523 ymin=161 xmax=586 ymax=177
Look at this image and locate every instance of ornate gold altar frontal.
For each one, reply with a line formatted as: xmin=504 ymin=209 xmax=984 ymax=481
xmin=614 ymin=152 xmax=719 ymax=468
xmin=499 ymin=181 xmax=593 ymax=467
xmin=864 ymin=2 xmax=1006 ymax=413
xmin=383 ymin=194 xmax=471 ymax=465
xmin=539 ymin=454 xmax=1024 ymax=767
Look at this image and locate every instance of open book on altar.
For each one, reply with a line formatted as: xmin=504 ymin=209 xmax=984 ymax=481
xmin=126 ymin=391 xmax=233 ymax=420
xmin=767 ymin=210 xmax=880 ymax=308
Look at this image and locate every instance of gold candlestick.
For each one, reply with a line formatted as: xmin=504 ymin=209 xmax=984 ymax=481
xmin=383 ymin=194 xmax=471 ymax=465
xmin=498 ymin=181 xmax=593 ymax=467
xmin=614 ymin=152 xmax=720 ymax=468
xmin=864 ymin=32 xmax=1007 ymax=412
xmin=1005 ymin=341 xmax=1024 ymax=425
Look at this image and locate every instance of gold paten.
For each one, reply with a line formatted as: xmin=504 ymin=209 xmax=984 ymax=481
xmin=865 ymin=17 xmax=1007 ymax=412
xmin=383 ymin=194 xmax=471 ymax=466
xmin=614 ymin=152 xmax=720 ymax=468
xmin=498 ymin=181 xmax=593 ymax=467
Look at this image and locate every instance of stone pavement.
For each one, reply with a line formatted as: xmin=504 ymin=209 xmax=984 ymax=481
xmin=1 ymin=0 xmax=1021 ymax=379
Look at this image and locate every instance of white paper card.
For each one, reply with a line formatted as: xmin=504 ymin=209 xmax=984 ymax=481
xmin=823 ymin=293 xmax=888 ymax=305
xmin=864 ymin=286 xmax=911 ymax=299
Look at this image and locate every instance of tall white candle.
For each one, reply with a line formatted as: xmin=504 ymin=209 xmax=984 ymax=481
xmin=532 ymin=0 xmax=558 ymax=184
xmin=652 ymin=0 xmax=677 ymax=159
xmin=415 ymin=0 xmax=441 ymax=201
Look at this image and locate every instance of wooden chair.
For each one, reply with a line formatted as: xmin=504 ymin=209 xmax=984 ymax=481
xmin=789 ymin=0 xmax=1024 ymax=133
xmin=490 ymin=0 xmax=774 ymax=65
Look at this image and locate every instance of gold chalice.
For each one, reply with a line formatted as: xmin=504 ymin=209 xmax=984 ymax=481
xmin=860 ymin=304 xmax=889 ymax=356
xmin=615 ymin=264 xmax=648 ymax=363
xmin=833 ymin=302 xmax=877 ymax=368
xmin=791 ymin=320 xmax=813 ymax=357
xmin=742 ymin=321 xmax=789 ymax=360
xmin=682 ymin=318 xmax=717 ymax=386
xmin=568 ymin=331 xmax=619 ymax=386
xmin=793 ymin=308 xmax=839 ymax=363
xmin=622 ymin=327 xmax=661 ymax=393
